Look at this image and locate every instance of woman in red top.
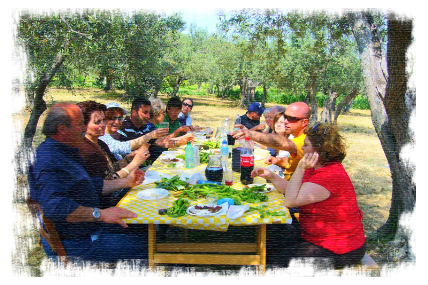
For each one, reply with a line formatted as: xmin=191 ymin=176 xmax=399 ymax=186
xmin=252 ymin=123 xmax=365 ymax=268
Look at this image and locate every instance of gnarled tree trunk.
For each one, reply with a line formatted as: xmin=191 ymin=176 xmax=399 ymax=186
xmin=19 ymin=54 xmax=65 ymax=159
xmin=320 ymin=90 xmax=339 ymax=124
xmin=333 ymin=88 xmax=359 ymax=123
xmin=348 ymin=12 xmax=415 ymax=242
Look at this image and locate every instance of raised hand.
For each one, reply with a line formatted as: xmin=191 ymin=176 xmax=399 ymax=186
xmin=298 ymin=152 xmax=319 ymax=170
xmin=125 ymin=168 xmax=145 ymax=188
xmin=230 ymin=124 xmax=250 ymax=140
xmin=152 ymin=128 xmax=169 ymax=139
xmin=99 ymin=207 xmax=138 ymax=228
xmin=264 ymin=156 xmax=275 ymax=165
xmin=132 ymin=144 xmax=150 ymax=166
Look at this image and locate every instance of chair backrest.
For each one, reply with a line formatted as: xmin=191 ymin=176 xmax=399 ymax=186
xmin=26 ymin=197 xmax=69 ymax=266
xmin=195 ymin=274 xmax=312 ymax=285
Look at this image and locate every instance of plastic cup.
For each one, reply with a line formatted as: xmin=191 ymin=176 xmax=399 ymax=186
xmin=224 ymin=170 xmax=234 ymax=186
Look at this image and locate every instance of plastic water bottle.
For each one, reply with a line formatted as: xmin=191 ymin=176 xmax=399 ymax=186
xmin=234 ymin=114 xmax=241 ymax=131
xmin=220 ymin=139 xmax=229 ymax=163
xmin=240 ymin=137 xmax=254 ymax=185
xmin=185 ymin=141 xmax=195 ymax=168
xmin=222 ymin=118 xmax=230 ymax=135
xmin=193 ymin=145 xmax=200 ymax=167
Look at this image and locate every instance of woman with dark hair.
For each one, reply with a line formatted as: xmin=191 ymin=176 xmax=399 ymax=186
xmin=178 ymin=97 xmax=194 ymax=130
xmin=264 ymin=112 xmax=293 ymax=172
xmin=252 ymin=123 xmax=365 ymax=269
xmin=99 ymin=102 xmax=163 ymax=161
xmin=76 ymin=101 xmax=149 ymax=207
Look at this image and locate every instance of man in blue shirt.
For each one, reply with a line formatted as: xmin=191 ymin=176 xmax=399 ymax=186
xmin=29 ymin=103 xmax=149 ymax=263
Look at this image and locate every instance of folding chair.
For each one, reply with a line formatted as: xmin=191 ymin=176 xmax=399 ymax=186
xmin=24 ymin=192 xmax=115 ymax=285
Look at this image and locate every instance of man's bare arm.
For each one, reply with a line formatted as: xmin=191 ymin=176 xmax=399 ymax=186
xmin=232 ymin=126 xmax=298 ymax=156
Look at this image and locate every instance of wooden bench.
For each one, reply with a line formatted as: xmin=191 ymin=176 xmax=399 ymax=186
xmin=331 ymin=253 xmax=379 ymax=285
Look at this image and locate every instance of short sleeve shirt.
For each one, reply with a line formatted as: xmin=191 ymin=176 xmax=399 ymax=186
xmin=163 ymin=115 xmax=181 ymax=135
xmin=282 ymin=133 xmax=306 ymax=181
xmin=238 ymin=114 xmax=261 ymax=131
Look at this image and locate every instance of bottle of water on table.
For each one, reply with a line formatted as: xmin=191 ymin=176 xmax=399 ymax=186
xmin=185 ymin=141 xmax=194 ymax=169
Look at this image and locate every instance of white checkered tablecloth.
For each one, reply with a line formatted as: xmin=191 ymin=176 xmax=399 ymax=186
xmin=117 ymin=147 xmax=292 ymax=231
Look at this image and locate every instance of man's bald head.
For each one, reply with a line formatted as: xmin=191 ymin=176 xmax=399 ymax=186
xmin=287 ymin=102 xmax=311 ymax=119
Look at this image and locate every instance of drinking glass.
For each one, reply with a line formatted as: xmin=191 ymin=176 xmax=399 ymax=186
xmin=206 ymin=127 xmax=212 ymax=138
xmin=156 ymin=122 xmax=169 ymax=130
xmin=205 ymin=192 xmax=218 ymax=205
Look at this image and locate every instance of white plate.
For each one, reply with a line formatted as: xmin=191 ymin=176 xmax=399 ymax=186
xmin=162 ymin=150 xmax=181 ymax=156
xmin=186 ymin=204 xmax=226 ymax=217
xmin=246 ymin=183 xmax=275 ymax=193
xmin=136 ymin=188 xmax=169 ymax=200
xmin=142 ymin=171 xmax=171 ymax=184
xmin=159 ymin=157 xmax=184 ymax=164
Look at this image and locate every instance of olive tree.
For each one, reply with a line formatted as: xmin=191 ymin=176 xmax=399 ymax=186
xmin=223 ymin=0 xmax=428 ymax=271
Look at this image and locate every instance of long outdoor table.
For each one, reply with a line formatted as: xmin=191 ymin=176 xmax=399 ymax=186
xmin=117 ymin=146 xmax=292 ymax=273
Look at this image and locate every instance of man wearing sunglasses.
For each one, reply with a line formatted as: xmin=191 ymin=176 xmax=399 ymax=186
xmin=232 ymin=101 xmax=311 ymax=180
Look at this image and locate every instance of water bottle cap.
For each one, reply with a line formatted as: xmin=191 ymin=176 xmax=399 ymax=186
xmin=222 ymin=140 xmax=227 ymax=144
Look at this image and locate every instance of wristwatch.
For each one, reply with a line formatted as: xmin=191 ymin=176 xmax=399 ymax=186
xmin=92 ymin=207 xmax=101 ymax=222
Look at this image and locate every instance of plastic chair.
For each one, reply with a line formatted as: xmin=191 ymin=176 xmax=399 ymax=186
xmin=24 ymin=192 xmax=115 ymax=285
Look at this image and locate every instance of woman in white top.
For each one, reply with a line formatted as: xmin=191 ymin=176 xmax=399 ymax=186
xmin=177 ymin=98 xmax=194 ymax=130
xmin=264 ymin=111 xmax=293 ymax=169
xmin=99 ymin=102 xmax=166 ymax=160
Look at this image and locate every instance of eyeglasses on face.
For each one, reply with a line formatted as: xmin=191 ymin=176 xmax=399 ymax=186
xmin=182 ymin=102 xmax=193 ymax=109
xmin=109 ymin=116 xmax=124 ymax=122
xmin=283 ymin=115 xmax=305 ymax=123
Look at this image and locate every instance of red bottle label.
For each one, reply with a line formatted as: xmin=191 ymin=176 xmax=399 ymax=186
xmin=240 ymin=155 xmax=254 ymax=167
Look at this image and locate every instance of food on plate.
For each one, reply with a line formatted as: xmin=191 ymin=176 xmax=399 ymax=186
xmin=194 ymin=205 xmax=222 ymax=213
xmin=160 ymin=157 xmax=181 ymax=163
xmin=187 ymin=204 xmax=224 ymax=216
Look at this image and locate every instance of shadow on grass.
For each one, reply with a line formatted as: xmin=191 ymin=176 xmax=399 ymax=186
xmin=339 ymin=124 xmax=377 ymax=136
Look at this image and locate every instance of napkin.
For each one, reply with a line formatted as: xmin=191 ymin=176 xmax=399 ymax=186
xmin=267 ymin=164 xmax=282 ymax=173
xmin=187 ymin=172 xmax=204 ymax=185
xmin=216 ymin=202 xmax=229 ymax=216
xmin=226 ymin=204 xmax=250 ymax=220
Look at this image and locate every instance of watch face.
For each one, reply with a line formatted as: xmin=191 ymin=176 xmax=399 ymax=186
xmin=93 ymin=208 xmax=100 ymax=219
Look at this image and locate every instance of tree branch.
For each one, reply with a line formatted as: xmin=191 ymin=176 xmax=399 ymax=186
xmin=60 ymin=14 xmax=92 ymax=37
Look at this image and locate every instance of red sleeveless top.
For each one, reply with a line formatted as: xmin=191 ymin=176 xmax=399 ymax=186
xmin=300 ymin=162 xmax=365 ymax=254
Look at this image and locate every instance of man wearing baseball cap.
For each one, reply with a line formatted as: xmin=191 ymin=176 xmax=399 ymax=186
xmin=235 ymin=102 xmax=265 ymax=132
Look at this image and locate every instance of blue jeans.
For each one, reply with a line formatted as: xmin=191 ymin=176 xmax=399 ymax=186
xmin=41 ymin=224 xmax=148 ymax=264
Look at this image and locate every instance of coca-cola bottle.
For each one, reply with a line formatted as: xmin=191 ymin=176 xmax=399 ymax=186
xmin=240 ymin=137 xmax=254 ymax=185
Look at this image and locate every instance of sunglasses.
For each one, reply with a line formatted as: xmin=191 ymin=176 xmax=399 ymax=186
xmin=182 ymin=102 xmax=193 ymax=109
xmin=311 ymin=123 xmax=329 ymax=135
xmin=109 ymin=116 xmax=124 ymax=122
xmin=283 ymin=115 xmax=306 ymax=123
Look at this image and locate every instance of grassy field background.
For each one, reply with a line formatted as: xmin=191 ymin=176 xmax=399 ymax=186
xmin=12 ymin=88 xmax=394 ymax=276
